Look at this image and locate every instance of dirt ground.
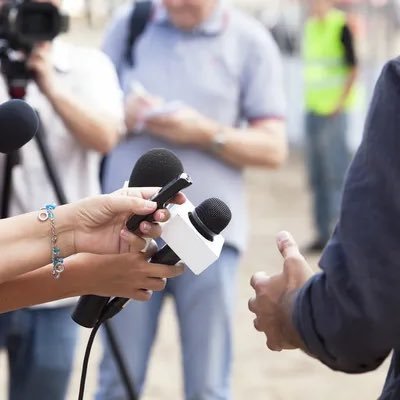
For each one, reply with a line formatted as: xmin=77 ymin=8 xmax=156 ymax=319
xmin=0 ymin=17 xmax=392 ymax=400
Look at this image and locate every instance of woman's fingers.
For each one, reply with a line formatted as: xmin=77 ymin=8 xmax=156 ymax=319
xmin=106 ymin=194 xmax=157 ymax=216
xmin=113 ymin=187 xmax=186 ymax=206
xmin=132 ymin=289 xmax=153 ymax=302
xmin=169 ymin=192 xmax=186 ymax=205
xmin=87 ymin=251 xmax=187 ymax=300
xmin=143 ymin=277 xmax=167 ymax=292
xmin=120 ymin=230 xmax=147 ymax=252
xmin=149 ymin=262 xmax=185 ymax=279
xmin=139 ymin=221 xmax=162 ymax=238
xmin=119 ymin=230 xmax=158 ymax=257
xmin=143 ymin=239 xmax=158 ymax=258
xmin=112 ymin=187 xmax=158 ymax=199
xmin=152 ymin=209 xmax=170 ymax=223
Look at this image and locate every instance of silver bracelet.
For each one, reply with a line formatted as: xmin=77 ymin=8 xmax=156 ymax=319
xmin=38 ymin=203 xmax=65 ymax=279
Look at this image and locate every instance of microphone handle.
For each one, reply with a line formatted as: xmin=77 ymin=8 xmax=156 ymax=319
xmin=150 ymin=244 xmax=181 ymax=265
xmin=126 ymin=173 xmax=192 ymax=232
xmin=98 ymin=245 xmax=181 ymax=322
xmin=71 ymin=295 xmax=110 ymax=328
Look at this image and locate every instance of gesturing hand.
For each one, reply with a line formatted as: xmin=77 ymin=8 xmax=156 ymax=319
xmin=248 ymin=231 xmax=314 ymax=351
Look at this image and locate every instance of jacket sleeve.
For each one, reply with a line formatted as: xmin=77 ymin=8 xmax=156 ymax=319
xmin=293 ymin=57 xmax=400 ymax=373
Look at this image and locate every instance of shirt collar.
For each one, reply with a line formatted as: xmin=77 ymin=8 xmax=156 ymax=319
xmin=153 ymin=0 xmax=228 ymax=35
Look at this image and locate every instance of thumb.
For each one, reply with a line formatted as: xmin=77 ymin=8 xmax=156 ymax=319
xmin=276 ymin=231 xmax=313 ymax=289
xmin=276 ymin=231 xmax=302 ymax=259
xmin=105 ymin=194 xmax=157 ymax=216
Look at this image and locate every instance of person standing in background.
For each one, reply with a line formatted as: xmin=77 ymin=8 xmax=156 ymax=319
xmin=97 ymin=0 xmax=287 ymax=399
xmin=0 ymin=1 xmax=124 ymax=399
xmin=303 ymin=0 xmax=358 ymax=252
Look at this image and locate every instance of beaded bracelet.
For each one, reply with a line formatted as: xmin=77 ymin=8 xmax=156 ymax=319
xmin=38 ymin=203 xmax=65 ymax=279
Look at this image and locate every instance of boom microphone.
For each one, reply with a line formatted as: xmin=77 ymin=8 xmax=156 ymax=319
xmin=98 ymin=198 xmax=232 ymax=322
xmin=71 ymin=148 xmax=189 ymax=328
xmin=0 ymin=99 xmax=39 ymax=153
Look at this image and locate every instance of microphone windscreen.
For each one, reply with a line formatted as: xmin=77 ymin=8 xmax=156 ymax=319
xmin=195 ymin=198 xmax=232 ymax=235
xmin=128 ymin=148 xmax=184 ymax=187
xmin=0 ymin=100 xmax=39 ymax=154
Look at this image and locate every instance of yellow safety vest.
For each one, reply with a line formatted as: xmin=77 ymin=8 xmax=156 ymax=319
xmin=303 ymin=9 xmax=357 ymax=115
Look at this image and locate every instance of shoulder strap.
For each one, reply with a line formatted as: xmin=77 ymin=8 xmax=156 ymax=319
xmin=101 ymin=2 xmax=152 ymax=187
xmin=125 ymin=0 xmax=153 ymax=67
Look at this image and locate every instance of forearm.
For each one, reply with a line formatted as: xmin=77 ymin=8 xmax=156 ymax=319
xmin=199 ymin=120 xmax=288 ymax=169
xmin=293 ymin=272 xmax=391 ymax=373
xmin=46 ymin=86 xmax=121 ymax=154
xmin=0 ymin=254 xmax=94 ymax=313
xmin=0 ymin=204 xmax=75 ymax=283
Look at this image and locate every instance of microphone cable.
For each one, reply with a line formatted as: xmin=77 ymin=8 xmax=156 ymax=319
xmin=78 ymin=321 xmax=101 ymax=400
xmin=77 ymin=310 xmax=138 ymax=400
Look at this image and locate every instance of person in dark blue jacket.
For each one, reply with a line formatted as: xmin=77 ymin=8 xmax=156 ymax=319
xmin=249 ymin=57 xmax=400 ymax=400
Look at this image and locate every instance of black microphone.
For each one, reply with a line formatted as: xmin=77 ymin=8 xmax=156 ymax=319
xmin=71 ymin=148 xmax=188 ymax=328
xmin=125 ymin=148 xmax=191 ymax=231
xmin=98 ymin=198 xmax=232 ymax=323
xmin=0 ymin=99 xmax=39 ymax=153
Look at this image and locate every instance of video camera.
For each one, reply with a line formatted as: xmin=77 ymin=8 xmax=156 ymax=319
xmin=0 ymin=0 xmax=70 ymax=98
xmin=0 ymin=0 xmax=69 ymax=50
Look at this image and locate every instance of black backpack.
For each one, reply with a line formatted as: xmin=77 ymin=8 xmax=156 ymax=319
xmin=124 ymin=0 xmax=153 ymax=68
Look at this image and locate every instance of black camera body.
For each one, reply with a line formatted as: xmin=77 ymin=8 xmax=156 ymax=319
xmin=0 ymin=0 xmax=69 ymax=50
xmin=0 ymin=0 xmax=70 ymax=98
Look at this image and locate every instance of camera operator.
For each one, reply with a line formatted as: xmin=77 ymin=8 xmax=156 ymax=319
xmin=0 ymin=1 xmax=125 ymax=399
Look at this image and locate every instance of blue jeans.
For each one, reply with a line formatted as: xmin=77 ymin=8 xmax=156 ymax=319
xmin=305 ymin=112 xmax=351 ymax=242
xmin=0 ymin=306 xmax=78 ymax=400
xmin=96 ymin=246 xmax=240 ymax=400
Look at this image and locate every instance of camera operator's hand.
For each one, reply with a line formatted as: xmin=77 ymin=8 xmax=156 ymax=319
xmin=27 ymin=42 xmax=58 ymax=97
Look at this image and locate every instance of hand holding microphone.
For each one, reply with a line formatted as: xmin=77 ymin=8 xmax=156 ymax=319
xmin=72 ymin=148 xmax=233 ymax=327
xmin=72 ymin=148 xmax=192 ymax=328
xmin=102 ymin=197 xmax=232 ymax=321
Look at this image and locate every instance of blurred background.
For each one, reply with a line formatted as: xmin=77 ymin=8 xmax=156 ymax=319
xmin=1 ymin=0 xmax=398 ymax=398
xmin=63 ymin=0 xmax=400 ymax=150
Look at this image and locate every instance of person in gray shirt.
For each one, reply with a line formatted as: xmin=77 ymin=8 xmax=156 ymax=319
xmin=98 ymin=1 xmax=287 ymax=399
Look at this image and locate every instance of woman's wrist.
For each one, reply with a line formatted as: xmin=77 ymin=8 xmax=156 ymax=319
xmin=66 ymin=253 xmax=109 ymax=296
xmin=53 ymin=203 xmax=77 ymax=257
xmin=62 ymin=254 xmax=96 ymax=296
